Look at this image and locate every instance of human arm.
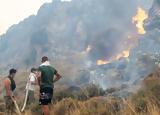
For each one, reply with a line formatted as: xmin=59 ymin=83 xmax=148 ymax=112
xmin=4 ymin=79 xmax=14 ymax=99
xmin=53 ymin=72 xmax=62 ymax=83
xmin=36 ymin=71 xmax=41 ymax=86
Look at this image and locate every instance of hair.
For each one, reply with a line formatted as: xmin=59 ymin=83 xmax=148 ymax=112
xmin=41 ymin=56 xmax=49 ymax=63
xmin=9 ymin=68 xmax=17 ymax=75
xmin=31 ymin=68 xmax=37 ymax=72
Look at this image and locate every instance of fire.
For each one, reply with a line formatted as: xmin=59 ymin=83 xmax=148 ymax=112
xmin=123 ymin=50 xmax=130 ymax=57
xmin=132 ymin=7 xmax=148 ymax=34
xmin=97 ymin=50 xmax=130 ymax=65
xmin=115 ymin=50 xmax=130 ymax=60
xmin=97 ymin=60 xmax=109 ymax=65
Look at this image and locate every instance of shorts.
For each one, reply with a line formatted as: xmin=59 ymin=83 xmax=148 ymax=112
xmin=39 ymin=87 xmax=53 ymax=105
xmin=4 ymin=96 xmax=15 ymax=114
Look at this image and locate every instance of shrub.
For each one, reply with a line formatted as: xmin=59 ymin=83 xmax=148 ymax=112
xmin=54 ymin=84 xmax=105 ymax=102
xmin=131 ymin=90 xmax=147 ymax=113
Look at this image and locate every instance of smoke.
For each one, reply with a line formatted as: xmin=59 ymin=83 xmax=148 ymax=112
xmin=47 ymin=0 xmax=139 ymax=62
xmin=0 ymin=0 xmax=156 ymax=94
xmin=0 ymin=0 xmax=139 ymax=61
xmin=88 ymin=28 xmax=127 ymax=61
xmin=144 ymin=0 xmax=160 ymax=31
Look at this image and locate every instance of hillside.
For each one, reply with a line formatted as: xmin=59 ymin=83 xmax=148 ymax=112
xmin=0 ymin=67 xmax=160 ymax=115
xmin=0 ymin=0 xmax=159 ymax=93
xmin=0 ymin=0 xmax=160 ymax=114
xmin=0 ymin=0 xmax=138 ymax=71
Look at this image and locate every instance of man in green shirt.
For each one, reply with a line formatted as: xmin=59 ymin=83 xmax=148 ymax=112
xmin=37 ymin=56 xmax=62 ymax=115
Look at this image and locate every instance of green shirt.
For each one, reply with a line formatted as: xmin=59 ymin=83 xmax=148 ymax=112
xmin=39 ymin=66 xmax=57 ymax=89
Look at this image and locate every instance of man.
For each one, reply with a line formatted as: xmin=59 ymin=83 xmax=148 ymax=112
xmin=3 ymin=69 xmax=17 ymax=115
xmin=37 ymin=56 xmax=62 ymax=115
xmin=26 ymin=68 xmax=37 ymax=105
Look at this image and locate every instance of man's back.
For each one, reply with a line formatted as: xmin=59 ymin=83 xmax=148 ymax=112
xmin=39 ymin=66 xmax=57 ymax=88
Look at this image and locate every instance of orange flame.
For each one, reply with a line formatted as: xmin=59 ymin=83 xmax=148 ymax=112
xmin=132 ymin=7 xmax=148 ymax=34
xmin=97 ymin=50 xmax=130 ymax=65
xmin=97 ymin=60 xmax=109 ymax=65
xmin=115 ymin=50 xmax=130 ymax=60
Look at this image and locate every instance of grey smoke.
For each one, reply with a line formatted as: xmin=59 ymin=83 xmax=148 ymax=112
xmin=0 ymin=0 xmax=157 ymax=93
xmin=0 ymin=0 xmax=139 ymax=67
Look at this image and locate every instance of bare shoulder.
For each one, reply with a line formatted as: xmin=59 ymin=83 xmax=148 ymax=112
xmin=4 ymin=77 xmax=10 ymax=84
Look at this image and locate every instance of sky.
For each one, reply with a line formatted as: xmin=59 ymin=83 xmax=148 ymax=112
xmin=0 ymin=0 xmax=53 ymax=35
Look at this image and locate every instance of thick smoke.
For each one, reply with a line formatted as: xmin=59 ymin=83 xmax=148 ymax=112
xmin=90 ymin=0 xmax=160 ymax=92
xmin=0 ymin=0 xmax=138 ymax=66
xmin=88 ymin=29 xmax=128 ymax=61
xmin=0 ymin=0 xmax=156 ymax=93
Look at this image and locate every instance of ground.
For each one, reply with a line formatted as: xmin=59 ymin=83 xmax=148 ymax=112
xmin=0 ymin=68 xmax=160 ymax=115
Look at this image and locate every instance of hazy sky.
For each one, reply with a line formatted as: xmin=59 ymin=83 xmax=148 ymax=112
xmin=0 ymin=0 xmax=52 ymax=35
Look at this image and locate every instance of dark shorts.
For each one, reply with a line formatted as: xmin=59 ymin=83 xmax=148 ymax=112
xmin=39 ymin=87 xmax=53 ymax=105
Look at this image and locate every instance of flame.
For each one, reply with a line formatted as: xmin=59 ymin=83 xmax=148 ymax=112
xmin=97 ymin=50 xmax=130 ymax=65
xmin=97 ymin=60 xmax=109 ymax=65
xmin=123 ymin=50 xmax=130 ymax=57
xmin=115 ymin=50 xmax=130 ymax=60
xmin=132 ymin=7 xmax=148 ymax=34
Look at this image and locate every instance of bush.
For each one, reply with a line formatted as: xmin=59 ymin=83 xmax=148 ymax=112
xmin=131 ymin=90 xmax=147 ymax=113
xmin=82 ymin=84 xmax=105 ymax=98
xmin=54 ymin=84 xmax=105 ymax=102
xmin=150 ymin=85 xmax=160 ymax=102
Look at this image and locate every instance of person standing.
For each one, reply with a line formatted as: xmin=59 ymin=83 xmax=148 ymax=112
xmin=26 ymin=68 xmax=37 ymax=105
xmin=3 ymin=69 xmax=17 ymax=115
xmin=37 ymin=56 xmax=62 ymax=115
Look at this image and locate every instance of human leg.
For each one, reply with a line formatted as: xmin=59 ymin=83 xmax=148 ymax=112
xmin=4 ymin=96 xmax=15 ymax=115
xmin=39 ymin=87 xmax=53 ymax=115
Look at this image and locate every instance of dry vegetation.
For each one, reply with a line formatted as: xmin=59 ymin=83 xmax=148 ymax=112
xmin=0 ymin=68 xmax=160 ymax=115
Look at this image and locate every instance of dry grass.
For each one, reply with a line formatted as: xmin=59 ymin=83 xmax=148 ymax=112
xmin=1 ymin=69 xmax=160 ymax=115
xmin=24 ymin=69 xmax=160 ymax=115
xmin=24 ymin=96 xmax=160 ymax=115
